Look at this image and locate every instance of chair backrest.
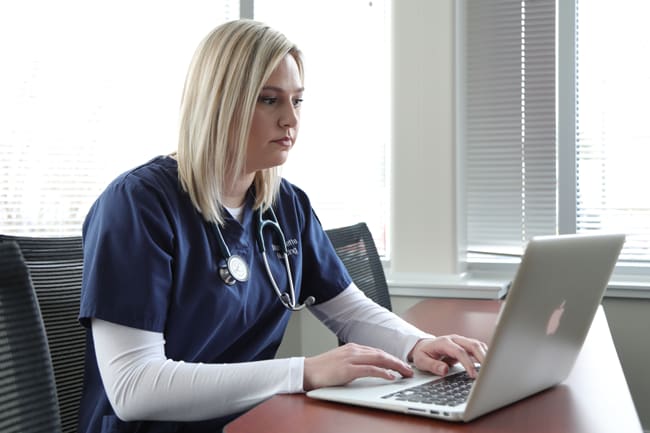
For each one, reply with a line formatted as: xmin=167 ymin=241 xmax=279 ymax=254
xmin=0 ymin=241 xmax=63 ymax=433
xmin=325 ymin=222 xmax=392 ymax=312
xmin=0 ymin=235 xmax=85 ymax=433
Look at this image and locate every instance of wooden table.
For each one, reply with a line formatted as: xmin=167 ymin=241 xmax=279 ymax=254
xmin=225 ymin=299 xmax=643 ymax=433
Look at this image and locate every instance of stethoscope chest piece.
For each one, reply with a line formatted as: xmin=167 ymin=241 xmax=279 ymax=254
xmin=219 ymin=254 xmax=249 ymax=285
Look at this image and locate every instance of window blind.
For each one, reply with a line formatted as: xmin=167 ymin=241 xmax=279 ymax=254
xmin=460 ymin=0 xmax=556 ymax=256
xmin=575 ymin=0 xmax=650 ymax=263
xmin=0 ymin=1 xmax=237 ymax=236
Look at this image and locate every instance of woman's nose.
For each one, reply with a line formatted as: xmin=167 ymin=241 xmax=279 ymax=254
xmin=280 ymin=105 xmax=299 ymax=128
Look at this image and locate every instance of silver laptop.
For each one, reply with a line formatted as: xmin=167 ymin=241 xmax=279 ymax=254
xmin=307 ymin=233 xmax=625 ymax=422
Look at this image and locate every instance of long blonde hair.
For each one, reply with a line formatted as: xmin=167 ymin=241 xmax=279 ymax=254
xmin=177 ymin=19 xmax=304 ymax=225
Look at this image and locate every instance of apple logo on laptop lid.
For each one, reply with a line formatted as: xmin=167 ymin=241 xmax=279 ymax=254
xmin=546 ymin=300 xmax=566 ymax=336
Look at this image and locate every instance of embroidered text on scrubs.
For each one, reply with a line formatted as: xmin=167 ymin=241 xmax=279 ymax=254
xmin=271 ymin=238 xmax=299 ymax=257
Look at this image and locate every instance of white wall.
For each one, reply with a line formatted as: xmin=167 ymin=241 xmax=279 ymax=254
xmin=389 ymin=0 xmax=457 ymax=275
xmin=602 ymin=298 xmax=650 ymax=429
xmin=277 ymin=0 xmax=650 ymax=429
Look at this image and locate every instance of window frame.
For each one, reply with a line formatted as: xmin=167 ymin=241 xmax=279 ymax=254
xmin=457 ymin=0 xmax=650 ymax=299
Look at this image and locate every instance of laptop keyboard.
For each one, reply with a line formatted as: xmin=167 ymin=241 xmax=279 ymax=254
xmin=381 ymin=368 xmax=478 ymax=407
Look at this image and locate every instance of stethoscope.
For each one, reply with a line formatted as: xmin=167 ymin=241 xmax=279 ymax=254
xmin=212 ymin=206 xmax=315 ymax=311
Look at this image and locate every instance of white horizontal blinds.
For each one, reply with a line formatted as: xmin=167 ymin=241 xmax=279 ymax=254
xmin=254 ymin=0 xmax=390 ymax=254
xmin=521 ymin=0 xmax=557 ymax=241
xmin=463 ymin=0 xmax=556 ymax=255
xmin=464 ymin=2 xmax=525 ymax=253
xmin=575 ymin=1 xmax=650 ymax=262
xmin=0 ymin=1 xmax=237 ymax=236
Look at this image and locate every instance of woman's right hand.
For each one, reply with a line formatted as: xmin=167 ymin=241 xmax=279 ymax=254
xmin=303 ymin=343 xmax=414 ymax=391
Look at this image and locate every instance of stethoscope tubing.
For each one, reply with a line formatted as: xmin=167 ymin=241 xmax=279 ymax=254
xmin=214 ymin=206 xmax=314 ymax=311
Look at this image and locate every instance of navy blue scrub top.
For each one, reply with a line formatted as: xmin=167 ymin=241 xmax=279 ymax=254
xmin=77 ymin=156 xmax=352 ymax=433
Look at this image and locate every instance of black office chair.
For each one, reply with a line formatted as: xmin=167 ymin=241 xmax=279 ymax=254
xmin=0 ymin=241 xmax=63 ymax=433
xmin=0 ymin=235 xmax=86 ymax=433
xmin=325 ymin=223 xmax=392 ymax=345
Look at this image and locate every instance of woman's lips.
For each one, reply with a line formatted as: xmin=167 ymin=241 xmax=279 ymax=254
xmin=273 ymin=137 xmax=292 ymax=146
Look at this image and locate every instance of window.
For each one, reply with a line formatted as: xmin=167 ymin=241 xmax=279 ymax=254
xmin=0 ymin=0 xmax=237 ymax=235
xmin=459 ymin=0 xmax=556 ymax=257
xmin=254 ymin=0 xmax=391 ymax=253
xmin=459 ymin=0 xmax=650 ymax=289
xmin=1 ymin=1 xmax=390 ymax=256
xmin=575 ymin=0 xmax=650 ymax=263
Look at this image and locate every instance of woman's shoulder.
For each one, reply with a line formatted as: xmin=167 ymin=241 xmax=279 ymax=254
xmin=91 ymin=156 xmax=183 ymax=215
xmin=111 ymin=155 xmax=177 ymax=190
xmin=278 ymin=177 xmax=309 ymax=201
xmin=83 ymin=156 xmax=191 ymax=238
xmin=98 ymin=156 xmax=179 ymax=201
xmin=275 ymin=179 xmax=316 ymax=229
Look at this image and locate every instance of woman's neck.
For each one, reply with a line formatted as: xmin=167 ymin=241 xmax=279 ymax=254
xmin=223 ymin=174 xmax=255 ymax=208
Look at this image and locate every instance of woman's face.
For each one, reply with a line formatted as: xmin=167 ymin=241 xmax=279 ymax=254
xmin=246 ymin=54 xmax=303 ymax=173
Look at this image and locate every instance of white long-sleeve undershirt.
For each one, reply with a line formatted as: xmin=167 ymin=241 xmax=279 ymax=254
xmin=92 ymin=283 xmax=433 ymax=422
xmin=310 ymin=284 xmax=433 ymax=360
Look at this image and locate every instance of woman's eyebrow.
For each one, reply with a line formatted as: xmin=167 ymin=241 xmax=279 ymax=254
xmin=261 ymin=85 xmax=305 ymax=93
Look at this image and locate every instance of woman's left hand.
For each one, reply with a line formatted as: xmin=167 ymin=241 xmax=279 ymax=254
xmin=408 ymin=335 xmax=488 ymax=378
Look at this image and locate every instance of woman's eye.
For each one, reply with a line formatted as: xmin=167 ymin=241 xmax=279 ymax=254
xmin=293 ymin=98 xmax=303 ymax=108
xmin=259 ymin=96 xmax=277 ymax=105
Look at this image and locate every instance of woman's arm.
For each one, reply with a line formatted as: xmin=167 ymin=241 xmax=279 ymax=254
xmin=308 ymin=283 xmax=433 ymax=359
xmin=92 ymin=318 xmax=303 ymax=421
xmin=308 ymin=284 xmax=487 ymax=379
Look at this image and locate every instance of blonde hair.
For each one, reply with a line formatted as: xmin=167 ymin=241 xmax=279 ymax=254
xmin=176 ymin=19 xmax=304 ymax=225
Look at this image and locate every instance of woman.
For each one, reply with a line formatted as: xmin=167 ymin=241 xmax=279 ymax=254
xmin=78 ymin=19 xmax=487 ymax=433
